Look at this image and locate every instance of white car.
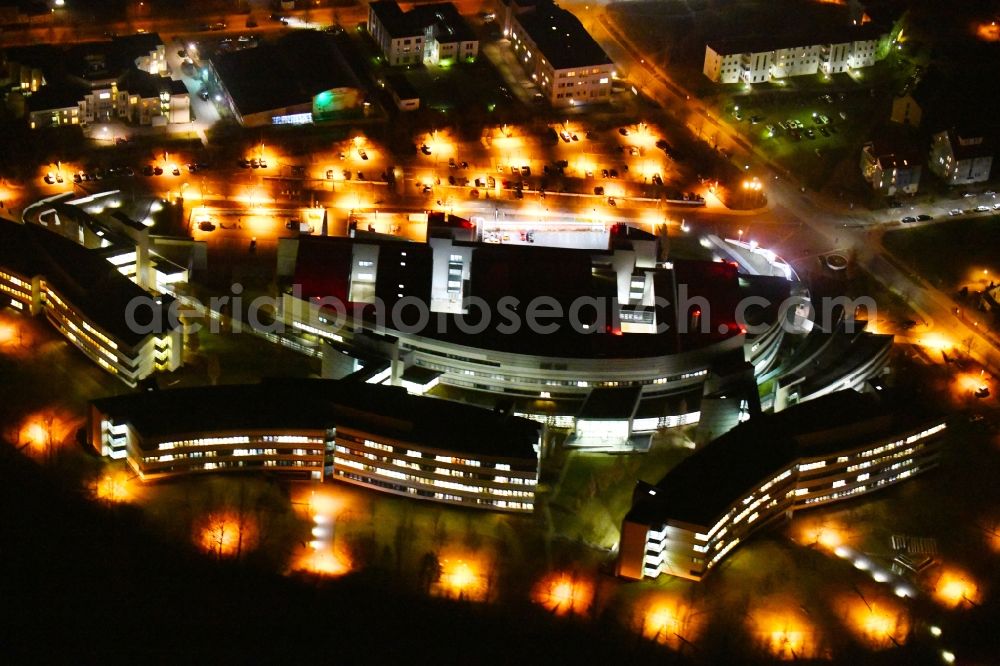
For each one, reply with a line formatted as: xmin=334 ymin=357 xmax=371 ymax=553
xmin=974 ymin=205 xmax=990 ymax=212
xmin=948 ymin=209 xmax=963 ymax=216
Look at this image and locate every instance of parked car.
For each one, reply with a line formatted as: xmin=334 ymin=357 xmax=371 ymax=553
xmin=901 ymin=216 xmax=916 ymax=223
xmin=917 ymin=214 xmax=933 ymax=221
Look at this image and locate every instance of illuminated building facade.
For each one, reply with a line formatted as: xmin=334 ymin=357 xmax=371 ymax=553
xmin=0 ymin=218 xmax=181 ymax=386
xmin=368 ymin=1 xmax=479 ymax=67
xmin=703 ymin=26 xmax=884 ymax=84
xmin=506 ymin=1 xmax=613 ymax=107
xmin=23 ymin=191 xmax=190 ymax=296
xmin=207 ymin=30 xmax=363 ymax=127
xmin=861 ymin=141 xmax=922 ymax=196
xmin=276 ymin=226 xmax=792 ymax=444
xmin=617 ymin=391 xmax=947 ymax=581
xmin=928 ymin=128 xmax=994 ymax=185
xmin=89 ymin=379 xmax=541 ymax=513
xmin=3 ymin=33 xmax=189 ymax=129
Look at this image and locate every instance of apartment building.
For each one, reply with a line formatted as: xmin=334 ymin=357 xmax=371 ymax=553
xmin=507 ymin=0 xmax=613 ymax=107
xmin=861 ymin=140 xmax=922 ymax=196
xmin=928 ymin=128 xmax=994 ymax=185
xmin=703 ymin=25 xmax=884 ymax=84
xmin=368 ymin=1 xmax=478 ymax=67
xmin=4 ymin=33 xmax=189 ymax=129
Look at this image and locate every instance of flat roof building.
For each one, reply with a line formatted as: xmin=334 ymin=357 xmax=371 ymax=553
xmin=703 ymin=24 xmax=885 ymax=85
xmin=0 ymin=217 xmax=181 ymax=386
xmin=3 ymin=33 xmax=189 ymax=128
xmin=506 ymin=0 xmax=614 ymax=107
xmin=89 ymin=378 xmax=540 ymax=512
xmin=368 ymin=1 xmax=479 ymax=67
xmin=207 ymin=31 xmax=364 ymax=127
xmin=618 ymin=390 xmax=947 ymax=581
xmin=275 ymin=227 xmax=792 ymax=447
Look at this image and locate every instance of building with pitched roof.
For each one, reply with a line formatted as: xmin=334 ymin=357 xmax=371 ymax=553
xmin=928 ymin=128 xmax=994 ymax=185
xmin=861 ymin=140 xmax=922 ymax=196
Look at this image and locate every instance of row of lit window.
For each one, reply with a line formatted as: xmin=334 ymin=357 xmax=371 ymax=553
xmin=160 ymin=436 xmax=250 ymax=450
xmin=65 ymin=320 xmax=119 ymax=362
xmin=333 ymin=456 xmax=535 ymax=497
xmin=0 ymin=271 xmax=29 ymax=288
xmin=335 ymin=448 xmax=532 ymax=487
xmin=416 ymin=357 xmax=707 ymax=389
xmin=699 ymin=433 xmax=936 ymax=546
xmin=0 ymin=283 xmax=30 ymax=299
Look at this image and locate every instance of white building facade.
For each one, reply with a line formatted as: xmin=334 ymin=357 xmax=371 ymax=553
xmin=703 ymin=31 xmax=883 ymax=84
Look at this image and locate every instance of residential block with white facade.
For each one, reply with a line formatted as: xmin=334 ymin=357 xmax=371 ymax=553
xmin=368 ymin=1 xmax=478 ymax=67
xmin=703 ymin=25 xmax=884 ymax=84
xmin=506 ymin=0 xmax=613 ymax=107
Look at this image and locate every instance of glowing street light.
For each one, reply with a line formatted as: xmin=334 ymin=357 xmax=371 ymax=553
xmin=933 ymin=569 xmax=980 ymax=608
xmin=532 ymin=573 xmax=593 ymax=617
xmin=639 ymin=596 xmax=702 ymax=649
xmin=436 ymin=557 xmax=488 ymax=601
xmin=838 ymin=594 xmax=909 ymax=650
xmin=93 ymin=470 xmax=136 ymax=503
xmin=750 ymin=601 xmax=821 ymax=660
xmin=196 ymin=511 xmax=257 ymax=559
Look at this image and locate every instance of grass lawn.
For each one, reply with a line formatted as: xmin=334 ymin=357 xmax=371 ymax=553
xmin=177 ymin=324 xmax=321 ymax=387
xmin=883 ymin=215 xmax=1000 ymax=289
xmin=547 ymin=432 xmax=695 ymax=548
xmin=403 ymin=60 xmax=511 ymax=113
